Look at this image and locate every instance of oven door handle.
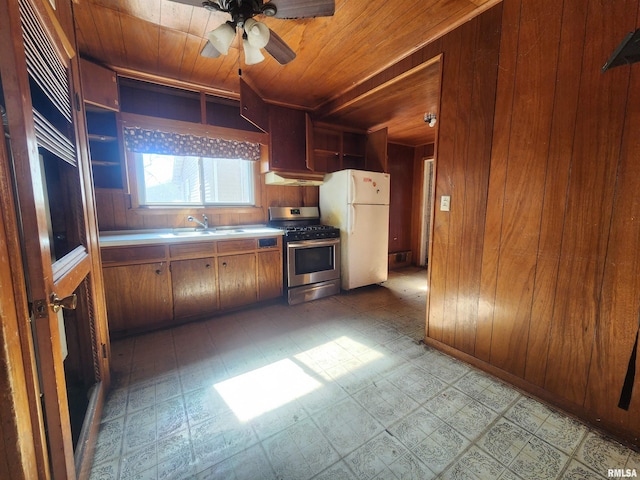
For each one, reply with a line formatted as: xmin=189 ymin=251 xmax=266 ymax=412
xmin=287 ymin=239 xmax=340 ymax=248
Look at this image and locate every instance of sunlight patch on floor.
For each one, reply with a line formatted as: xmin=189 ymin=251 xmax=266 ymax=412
xmin=214 ymin=358 xmax=322 ymax=421
xmin=215 ymin=336 xmax=383 ymax=421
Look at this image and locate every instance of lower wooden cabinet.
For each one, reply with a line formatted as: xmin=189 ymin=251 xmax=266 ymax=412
xmin=171 ymin=257 xmax=218 ymax=319
xmin=258 ymin=250 xmax=283 ymax=301
xmin=102 ymin=262 xmax=172 ymax=333
xmin=102 ymin=236 xmax=282 ymax=336
xmin=218 ymin=254 xmax=257 ymax=309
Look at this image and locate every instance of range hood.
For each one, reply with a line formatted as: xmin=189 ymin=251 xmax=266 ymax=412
xmin=264 ymin=171 xmax=325 ymax=186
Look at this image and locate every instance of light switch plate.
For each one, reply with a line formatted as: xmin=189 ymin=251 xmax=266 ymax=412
xmin=440 ymin=195 xmax=451 ymax=212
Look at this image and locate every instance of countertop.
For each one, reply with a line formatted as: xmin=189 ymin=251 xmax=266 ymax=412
xmin=99 ymin=225 xmax=283 ymax=247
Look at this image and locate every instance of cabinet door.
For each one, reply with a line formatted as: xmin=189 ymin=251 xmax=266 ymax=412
xmin=171 ymin=258 xmax=218 ymax=319
xmin=268 ymin=105 xmax=308 ymax=172
xmin=258 ymin=250 xmax=283 ymax=301
xmin=218 ymin=254 xmax=257 ymax=309
xmin=80 ymin=58 xmax=119 ymax=111
xmin=240 ymin=77 xmax=268 ymax=132
xmin=365 ymin=127 xmax=388 ymax=172
xmin=103 ymin=262 xmax=172 ymax=335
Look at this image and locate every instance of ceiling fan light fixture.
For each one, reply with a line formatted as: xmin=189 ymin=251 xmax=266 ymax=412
xmin=243 ymin=38 xmax=265 ymax=65
xmin=208 ymin=21 xmax=236 ymax=55
xmin=244 ymin=18 xmax=270 ymax=49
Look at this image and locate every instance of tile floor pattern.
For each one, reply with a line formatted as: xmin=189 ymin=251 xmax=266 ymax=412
xmin=90 ymin=267 xmax=640 ymax=480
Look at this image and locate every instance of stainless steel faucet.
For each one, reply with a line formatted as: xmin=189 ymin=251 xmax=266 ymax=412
xmin=187 ymin=214 xmax=208 ymax=229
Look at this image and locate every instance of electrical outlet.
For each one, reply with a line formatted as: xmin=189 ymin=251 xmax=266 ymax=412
xmin=440 ymin=195 xmax=451 ymax=212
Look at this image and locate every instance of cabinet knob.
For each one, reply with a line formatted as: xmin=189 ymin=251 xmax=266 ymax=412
xmin=222 ymin=262 xmax=227 ymax=267
xmin=205 ymin=263 xmax=211 ymax=268
xmin=155 ymin=269 xmax=162 ymax=275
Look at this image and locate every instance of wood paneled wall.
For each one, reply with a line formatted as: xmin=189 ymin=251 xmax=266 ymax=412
xmin=426 ymin=0 xmax=640 ymax=445
xmin=388 ymin=143 xmax=414 ymax=254
xmin=95 ymin=182 xmax=319 ymax=231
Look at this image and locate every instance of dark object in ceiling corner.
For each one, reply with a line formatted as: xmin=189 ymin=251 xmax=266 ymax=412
xmin=602 ymin=29 xmax=640 ymax=72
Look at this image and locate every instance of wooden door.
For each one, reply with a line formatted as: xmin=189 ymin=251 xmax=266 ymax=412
xmin=0 ymin=0 xmax=110 ymax=477
xmin=103 ymin=262 xmax=173 ymax=334
xmin=171 ymin=258 xmax=218 ymax=319
xmin=218 ymin=254 xmax=257 ymax=309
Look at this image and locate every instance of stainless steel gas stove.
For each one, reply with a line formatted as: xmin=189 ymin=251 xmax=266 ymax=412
xmin=268 ymin=207 xmax=341 ymax=305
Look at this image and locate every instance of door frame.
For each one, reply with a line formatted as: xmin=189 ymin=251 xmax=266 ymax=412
xmin=419 ymin=158 xmax=435 ymax=266
xmin=0 ymin=0 xmax=111 ymax=477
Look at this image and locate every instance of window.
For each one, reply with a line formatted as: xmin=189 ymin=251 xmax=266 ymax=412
xmin=136 ymin=153 xmax=255 ymax=206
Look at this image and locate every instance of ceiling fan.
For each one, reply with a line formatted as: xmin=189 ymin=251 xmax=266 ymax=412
xmin=169 ymin=0 xmax=335 ymax=65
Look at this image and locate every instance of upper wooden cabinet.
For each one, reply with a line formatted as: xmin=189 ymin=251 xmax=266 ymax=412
xmin=365 ymin=127 xmax=388 ymax=173
xmin=265 ymin=104 xmax=309 ymax=173
xmin=240 ymin=77 xmax=268 ymax=132
xmin=306 ymin=117 xmax=386 ymax=173
xmin=79 ymin=59 xmax=119 ymax=111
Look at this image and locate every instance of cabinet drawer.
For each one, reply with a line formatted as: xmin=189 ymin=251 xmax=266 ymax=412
xmin=217 ymin=238 xmax=256 ymax=254
xmin=169 ymin=242 xmax=216 ymax=259
xmin=102 ymin=245 xmax=166 ymax=264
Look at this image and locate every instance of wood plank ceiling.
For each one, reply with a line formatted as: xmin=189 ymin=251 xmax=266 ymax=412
xmin=73 ymin=0 xmax=499 ymax=146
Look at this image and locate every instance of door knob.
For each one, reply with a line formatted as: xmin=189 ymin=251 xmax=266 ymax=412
xmin=50 ymin=293 xmax=77 ymax=313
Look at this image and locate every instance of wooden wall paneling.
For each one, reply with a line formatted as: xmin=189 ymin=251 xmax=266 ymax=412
xmin=387 ymin=143 xmax=414 ymax=254
xmin=489 ymin=0 xmax=564 ymax=377
xmin=442 ymin=23 xmax=473 ymax=349
xmin=124 ymin=195 xmax=145 ymax=229
xmin=448 ymin=17 xmax=477 ymax=354
xmin=474 ymin=0 xmax=521 ymax=363
xmin=95 ymin=190 xmax=115 ymax=230
xmin=524 ymin=0 xmax=587 ymax=387
xmin=584 ymin=57 xmax=640 ymax=433
xmin=144 ymin=212 xmax=168 ymax=229
xmin=427 ymin=27 xmax=462 ymax=344
xmin=454 ymin=5 xmax=502 ymax=356
xmin=112 ymin=191 xmax=129 ymax=229
xmin=544 ymin=0 xmax=636 ymax=406
xmin=302 ymin=186 xmax=319 ymax=207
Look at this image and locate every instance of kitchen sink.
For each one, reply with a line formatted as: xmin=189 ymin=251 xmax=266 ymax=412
xmin=168 ymin=228 xmax=249 ymax=237
xmin=170 ymin=229 xmax=216 ymax=236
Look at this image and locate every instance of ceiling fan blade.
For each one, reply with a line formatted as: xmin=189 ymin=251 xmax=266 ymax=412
xmin=200 ymin=40 xmax=222 ymax=58
xmin=264 ymin=29 xmax=296 ymax=64
xmin=167 ymin=0 xmax=209 ymax=6
xmin=269 ymin=0 xmax=335 ymax=19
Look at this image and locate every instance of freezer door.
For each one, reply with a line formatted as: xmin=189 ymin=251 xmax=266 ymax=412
xmin=342 ymin=203 xmax=389 ymax=289
xmin=348 ymin=170 xmax=390 ymax=205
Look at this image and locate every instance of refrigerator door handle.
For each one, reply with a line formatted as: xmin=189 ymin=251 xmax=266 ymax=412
xmin=349 ymin=173 xmax=356 ymax=204
xmin=349 ymin=205 xmax=356 ymax=235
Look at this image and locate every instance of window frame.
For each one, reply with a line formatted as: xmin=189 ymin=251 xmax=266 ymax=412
xmin=120 ymin=112 xmax=268 ymax=214
xmin=134 ymin=153 xmax=256 ymax=207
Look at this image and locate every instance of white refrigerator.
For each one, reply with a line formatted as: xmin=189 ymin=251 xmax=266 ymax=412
xmin=320 ymin=169 xmax=391 ymax=290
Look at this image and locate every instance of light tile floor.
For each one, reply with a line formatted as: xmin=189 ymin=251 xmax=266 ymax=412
xmin=90 ymin=267 xmax=640 ymax=479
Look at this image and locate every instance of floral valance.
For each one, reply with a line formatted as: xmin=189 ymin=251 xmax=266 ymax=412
xmin=123 ymin=126 xmax=261 ymax=161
